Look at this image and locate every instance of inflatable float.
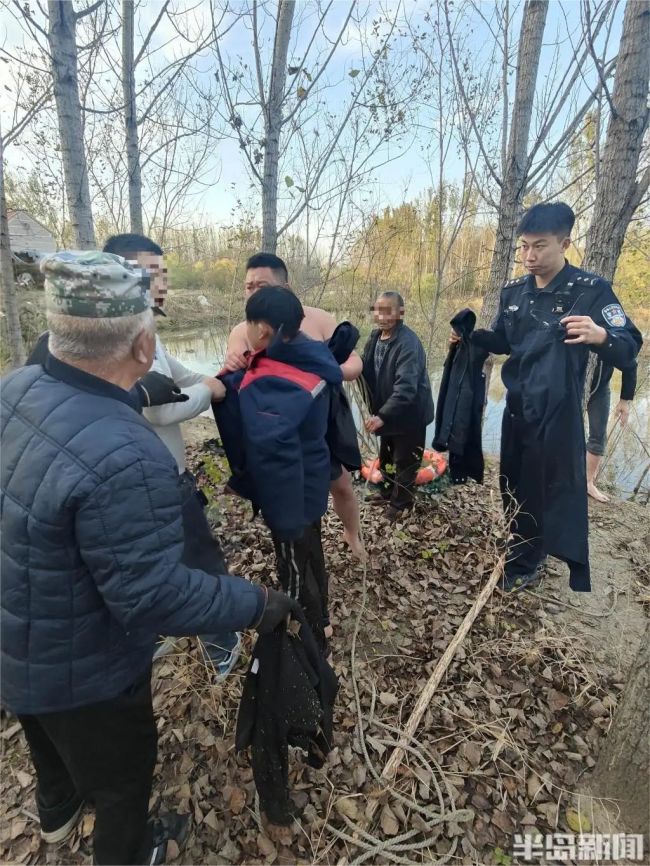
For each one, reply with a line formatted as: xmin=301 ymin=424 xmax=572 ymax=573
xmin=360 ymin=449 xmax=447 ymax=486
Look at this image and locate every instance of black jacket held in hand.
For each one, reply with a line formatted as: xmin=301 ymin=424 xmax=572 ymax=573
xmin=235 ymin=608 xmax=338 ymax=825
xmin=361 ymin=321 xmax=434 ymax=436
xmin=326 ymin=321 xmax=362 ymax=472
xmin=433 ymin=309 xmax=488 ymax=484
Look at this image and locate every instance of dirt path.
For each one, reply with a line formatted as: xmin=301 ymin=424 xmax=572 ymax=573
xmin=523 ymin=498 xmax=648 ymax=677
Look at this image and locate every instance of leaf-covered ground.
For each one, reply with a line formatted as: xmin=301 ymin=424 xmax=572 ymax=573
xmin=2 ymin=426 xmax=648 ymax=865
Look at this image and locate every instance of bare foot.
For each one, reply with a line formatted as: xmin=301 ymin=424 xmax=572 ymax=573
xmin=343 ymin=528 xmax=367 ymax=560
xmin=324 ymin=623 xmax=334 ymax=640
xmin=588 ymin=481 xmax=610 ymax=503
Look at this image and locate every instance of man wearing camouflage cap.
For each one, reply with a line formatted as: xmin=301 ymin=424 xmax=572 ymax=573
xmin=0 ymin=251 xmax=296 ymax=865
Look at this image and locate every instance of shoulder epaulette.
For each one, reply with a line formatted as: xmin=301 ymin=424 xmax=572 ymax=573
xmin=502 ymin=274 xmax=527 ymax=289
xmin=573 ymin=269 xmax=605 ymax=287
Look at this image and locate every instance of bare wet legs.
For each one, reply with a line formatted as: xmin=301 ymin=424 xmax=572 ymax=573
xmin=330 ymin=469 xmax=365 ymax=560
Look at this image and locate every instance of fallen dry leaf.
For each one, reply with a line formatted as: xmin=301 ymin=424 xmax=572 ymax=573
xmin=202 ymin=808 xmax=219 ymax=832
xmin=228 ymin=787 xmax=246 ymax=815
xmin=335 ymin=797 xmax=359 ymax=820
xmin=566 ymin=808 xmax=592 ymax=833
xmin=547 ymin=689 xmax=570 ymax=712
xmin=217 ymin=839 xmax=240 ymax=863
xmin=257 ymin=833 xmax=277 ymax=862
xmin=15 ymin=771 xmax=32 ymax=789
xmin=10 ymin=819 xmax=27 ymax=840
xmin=1 ymin=722 xmax=21 ymax=741
xmin=380 ymin=803 xmax=399 ymax=836
xmin=81 ymin=813 xmax=95 ymax=838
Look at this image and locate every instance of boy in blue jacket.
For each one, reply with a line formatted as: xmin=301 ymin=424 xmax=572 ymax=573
xmin=214 ymin=286 xmax=343 ymax=650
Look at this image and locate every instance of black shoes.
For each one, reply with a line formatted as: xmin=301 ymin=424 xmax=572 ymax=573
xmin=147 ymin=813 xmax=190 ymax=865
xmin=40 ymin=795 xmax=84 ymax=844
xmin=499 ymin=559 xmax=547 ymax=593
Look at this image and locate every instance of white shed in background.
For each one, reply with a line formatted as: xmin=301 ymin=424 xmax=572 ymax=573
xmin=7 ymin=210 xmax=57 ymax=253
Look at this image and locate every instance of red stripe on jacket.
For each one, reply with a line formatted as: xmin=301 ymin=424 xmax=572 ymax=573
xmin=241 ymin=356 xmax=322 ymax=393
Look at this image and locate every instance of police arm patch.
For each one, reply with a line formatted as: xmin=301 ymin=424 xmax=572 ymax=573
xmin=602 ymin=303 xmax=626 ymax=328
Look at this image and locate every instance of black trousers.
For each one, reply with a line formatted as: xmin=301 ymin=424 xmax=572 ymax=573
xmin=500 ymin=409 xmax=545 ymax=577
xmin=272 ymin=522 xmax=328 ymax=652
xmin=18 ymin=674 xmax=157 ymax=865
xmin=179 ymin=472 xmax=237 ymax=658
xmin=378 ymin=427 xmax=426 ymax=510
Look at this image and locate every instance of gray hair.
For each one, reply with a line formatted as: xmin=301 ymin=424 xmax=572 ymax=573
xmin=379 ymin=291 xmax=405 ymax=309
xmin=48 ymin=308 xmax=155 ymax=362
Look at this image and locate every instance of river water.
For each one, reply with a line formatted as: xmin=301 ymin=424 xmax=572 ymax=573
xmin=165 ymin=327 xmax=650 ymax=502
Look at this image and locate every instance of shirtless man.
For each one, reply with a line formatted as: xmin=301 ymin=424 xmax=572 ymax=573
xmin=224 ymin=252 xmax=364 ymax=561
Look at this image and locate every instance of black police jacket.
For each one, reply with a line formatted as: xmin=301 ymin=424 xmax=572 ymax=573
xmin=361 ymin=321 xmax=435 ymax=436
xmin=235 ymin=608 xmax=338 ymax=825
xmin=472 ymin=263 xmax=642 ymax=590
xmin=433 ymin=308 xmax=488 ymax=483
xmin=472 ymin=262 xmax=642 ymax=408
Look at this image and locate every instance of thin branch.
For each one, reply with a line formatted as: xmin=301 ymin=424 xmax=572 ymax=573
xmin=134 ymin=0 xmax=171 ymax=67
xmin=2 ymin=86 xmax=53 ymax=147
xmin=443 ymin=0 xmax=502 ymax=189
xmin=213 ymin=52 xmax=263 ymax=183
xmin=282 ymin=1 xmax=355 ymax=126
xmin=582 ymin=0 xmax=617 ymax=119
xmin=526 ymin=62 xmax=615 ymax=186
xmin=526 ymin=5 xmax=615 ymax=171
xmin=279 ymin=8 xmax=405 ymax=237
xmin=75 ymin=0 xmax=104 ymax=21
xmin=251 ymin=0 xmax=267 ymax=110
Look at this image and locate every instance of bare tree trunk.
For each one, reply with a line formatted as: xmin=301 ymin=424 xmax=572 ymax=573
xmin=0 ymin=136 xmax=25 ymax=367
xmin=122 ymin=0 xmax=143 ymax=234
xmin=583 ymin=0 xmax=650 ymax=282
xmin=261 ymin=0 xmax=295 ymax=253
xmin=47 ymin=0 xmax=96 ymax=249
xmin=479 ymin=0 xmax=548 ymax=325
xmin=581 ymin=1 xmax=649 ymax=406
xmin=589 ymin=627 xmax=649 ymax=837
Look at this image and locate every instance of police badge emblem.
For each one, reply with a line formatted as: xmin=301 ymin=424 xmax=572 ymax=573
xmin=602 ymin=304 xmax=626 ymax=327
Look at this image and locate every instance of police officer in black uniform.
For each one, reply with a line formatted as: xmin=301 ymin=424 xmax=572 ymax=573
xmin=469 ymin=202 xmax=642 ymax=592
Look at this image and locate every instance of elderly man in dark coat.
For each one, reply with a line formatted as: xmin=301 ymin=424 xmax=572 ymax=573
xmin=0 ymin=251 xmax=293 ymax=865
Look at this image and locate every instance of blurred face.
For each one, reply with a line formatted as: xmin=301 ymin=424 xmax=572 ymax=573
xmin=135 ymin=252 xmax=168 ymax=308
xmin=373 ymin=296 xmax=403 ymax=332
xmin=519 ymin=233 xmax=569 ymax=280
xmin=246 ymin=320 xmax=274 ymax=351
xmin=244 ymin=267 xmax=288 ymax=300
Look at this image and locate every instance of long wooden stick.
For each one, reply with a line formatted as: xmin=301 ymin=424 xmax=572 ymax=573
xmin=365 ymin=555 xmax=506 ymax=823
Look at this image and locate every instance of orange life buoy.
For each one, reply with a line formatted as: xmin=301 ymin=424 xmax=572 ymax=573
xmin=360 ymin=458 xmax=383 ymax=484
xmin=360 ymin=451 xmax=447 ymax=486
xmin=415 ymin=464 xmax=436 ymax=485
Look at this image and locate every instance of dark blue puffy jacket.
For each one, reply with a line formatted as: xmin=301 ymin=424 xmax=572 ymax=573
xmin=1 ymin=355 xmax=264 ymax=715
xmin=214 ymin=333 xmax=343 ymax=541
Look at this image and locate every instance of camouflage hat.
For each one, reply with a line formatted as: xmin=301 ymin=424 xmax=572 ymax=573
xmin=41 ymin=250 xmax=152 ymax=318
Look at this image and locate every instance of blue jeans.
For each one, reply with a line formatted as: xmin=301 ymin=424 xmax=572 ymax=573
xmin=179 ymin=472 xmax=237 ymax=662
